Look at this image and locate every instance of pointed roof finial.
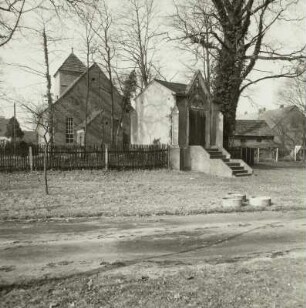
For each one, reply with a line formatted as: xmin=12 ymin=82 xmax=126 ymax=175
xmin=71 ymin=47 xmax=74 ymax=54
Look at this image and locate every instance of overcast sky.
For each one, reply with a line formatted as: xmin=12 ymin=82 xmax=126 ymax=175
xmin=0 ymin=0 xmax=305 ymax=129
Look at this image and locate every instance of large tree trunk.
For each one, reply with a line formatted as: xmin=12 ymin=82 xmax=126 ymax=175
xmin=212 ymin=23 xmax=245 ymax=149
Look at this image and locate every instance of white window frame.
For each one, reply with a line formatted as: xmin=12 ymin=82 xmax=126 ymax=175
xmin=66 ymin=117 xmax=74 ymax=144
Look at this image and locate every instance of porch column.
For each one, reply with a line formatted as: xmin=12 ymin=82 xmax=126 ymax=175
xmin=205 ymin=110 xmax=211 ymax=148
xmin=177 ymin=97 xmax=189 ymax=147
xmin=171 ymin=106 xmax=179 ymax=146
xmin=257 ymin=148 xmax=260 ymax=163
xmin=215 ymin=112 xmax=224 ymax=148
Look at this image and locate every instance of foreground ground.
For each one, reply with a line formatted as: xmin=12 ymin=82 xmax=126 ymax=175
xmin=0 ymin=162 xmax=305 ymax=307
xmin=0 ymin=161 xmax=305 ymax=220
xmin=0 ymin=210 xmax=305 ymax=307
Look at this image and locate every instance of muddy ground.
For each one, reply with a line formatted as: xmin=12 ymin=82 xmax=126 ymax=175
xmin=0 ymin=210 xmax=305 ymax=307
xmin=0 ymin=162 xmax=305 ymax=307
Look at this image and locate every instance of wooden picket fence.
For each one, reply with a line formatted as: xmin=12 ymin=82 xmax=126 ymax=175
xmin=0 ymin=144 xmax=169 ymax=172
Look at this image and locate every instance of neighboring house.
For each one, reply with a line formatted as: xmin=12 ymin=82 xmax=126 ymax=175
xmin=232 ymin=120 xmax=276 ymax=148
xmin=37 ymin=52 xmax=130 ymax=146
xmin=259 ymin=105 xmax=305 ymax=156
xmin=0 ymin=116 xmax=36 ymax=145
xmin=23 ymin=131 xmax=38 ymax=144
xmin=132 ymin=71 xmax=223 ymax=148
xmin=231 ymin=120 xmax=277 ymax=163
xmin=0 ymin=116 xmax=9 ymax=145
xmin=237 ymin=105 xmax=306 ymax=158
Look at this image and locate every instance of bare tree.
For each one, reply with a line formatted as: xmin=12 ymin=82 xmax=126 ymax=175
xmin=88 ymin=0 xmax=117 ymax=145
xmin=114 ymin=70 xmax=137 ymax=144
xmin=0 ymin=0 xmax=84 ymax=47
xmin=22 ymin=101 xmax=51 ymax=194
xmin=75 ymin=3 xmax=100 ymax=147
xmin=42 ymin=26 xmax=54 ymax=147
xmin=171 ymin=0 xmax=218 ymax=92
xmin=0 ymin=0 xmax=25 ymax=47
xmin=278 ymin=63 xmax=306 ymax=159
xmin=278 ymin=64 xmax=306 ymax=114
xmin=172 ymin=0 xmax=306 ymax=148
xmin=78 ymin=0 xmax=137 ymax=146
xmin=119 ymin=0 xmax=164 ymax=90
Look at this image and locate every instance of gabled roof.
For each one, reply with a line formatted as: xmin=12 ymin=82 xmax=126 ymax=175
xmin=185 ymin=70 xmax=210 ymax=97
xmin=234 ymin=120 xmax=274 ymax=137
xmin=54 ymin=52 xmax=86 ymax=76
xmin=23 ymin=131 xmax=37 ymax=144
xmin=154 ymin=79 xmax=187 ymax=94
xmin=52 ymin=62 xmax=123 ymax=115
xmin=259 ymin=105 xmax=298 ymax=128
xmin=136 ymin=71 xmax=210 ymax=102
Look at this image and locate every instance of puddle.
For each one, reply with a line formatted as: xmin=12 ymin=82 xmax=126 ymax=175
xmin=115 ymin=231 xmax=223 ymax=255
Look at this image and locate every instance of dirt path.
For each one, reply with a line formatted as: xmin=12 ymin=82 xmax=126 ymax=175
xmin=0 ymin=210 xmax=305 ymax=287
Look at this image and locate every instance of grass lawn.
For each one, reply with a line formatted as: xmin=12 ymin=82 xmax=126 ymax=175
xmin=0 ymin=161 xmax=305 ymax=220
xmin=1 ymin=255 xmax=304 ymax=308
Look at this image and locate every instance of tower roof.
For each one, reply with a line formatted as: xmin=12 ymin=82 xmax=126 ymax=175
xmin=54 ymin=52 xmax=86 ymax=76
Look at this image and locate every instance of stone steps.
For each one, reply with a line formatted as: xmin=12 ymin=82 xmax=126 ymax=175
xmin=206 ymin=148 xmax=251 ymax=177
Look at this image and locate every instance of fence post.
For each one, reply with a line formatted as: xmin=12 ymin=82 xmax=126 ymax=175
xmin=257 ymin=148 xmax=260 ymax=163
xmin=29 ymin=146 xmax=33 ymax=171
xmin=105 ymin=144 xmax=108 ymax=171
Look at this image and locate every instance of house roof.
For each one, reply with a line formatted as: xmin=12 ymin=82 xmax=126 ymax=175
xmin=23 ymin=131 xmax=37 ymax=144
xmin=54 ymin=52 xmax=86 ymax=76
xmin=236 ymin=112 xmax=259 ymax=120
xmin=0 ymin=116 xmax=9 ymax=137
xmin=234 ymin=120 xmax=274 ymax=137
xmin=154 ymin=79 xmax=187 ymax=94
xmin=259 ymin=105 xmax=297 ymax=128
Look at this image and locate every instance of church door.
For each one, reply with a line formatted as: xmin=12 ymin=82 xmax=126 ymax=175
xmin=189 ymin=109 xmax=206 ymax=146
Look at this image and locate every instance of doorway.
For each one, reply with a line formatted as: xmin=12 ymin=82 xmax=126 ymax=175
xmin=189 ymin=109 xmax=206 ymax=146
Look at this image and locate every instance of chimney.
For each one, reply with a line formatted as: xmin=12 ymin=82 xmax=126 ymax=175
xmin=259 ymin=107 xmax=266 ymax=114
xmin=280 ymin=105 xmax=284 ymax=109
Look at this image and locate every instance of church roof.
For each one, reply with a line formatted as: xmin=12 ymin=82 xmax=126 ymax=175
xmin=54 ymin=52 xmax=86 ymax=76
xmin=154 ymin=79 xmax=187 ymax=94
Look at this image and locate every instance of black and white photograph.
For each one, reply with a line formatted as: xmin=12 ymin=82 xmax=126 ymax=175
xmin=0 ymin=0 xmax=305 ymax=307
